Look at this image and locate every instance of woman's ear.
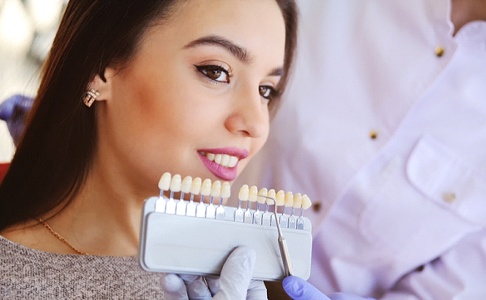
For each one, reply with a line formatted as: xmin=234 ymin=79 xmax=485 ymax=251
xmin=87 ymin=67 xmax=117 ymax=104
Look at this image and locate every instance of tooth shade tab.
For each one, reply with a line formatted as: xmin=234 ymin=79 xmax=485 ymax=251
xmin=276 ymin=190 xmax=285 ymax=206
xmin=257 ymin=188 xmax=268 ymax=204
xmin=284 ymin=192 xmax=294 ymax=207
xmin=302 ymin=194 xmax=312 ymax=210
xmin=158 ymin=172 xmax=171 ymax=190
xmin=267 ymin=189 xmax=276 ymax=200
xmin=221 ymin=182 xmax=231 ymax=198
xmin=248 ymin=186 xmax=258 ymax=202
xmin=201 ymin=179 xmax=212 ymax=196
xmin=181 ymin=176 xmax=193 ymax=193
xmin=170 ymin=174 xmax=182 ymax=192
xmin=293 ymin=193 xmax=303 ymax=209
xmin=239 ymin=185 xmax=250 ymax=201
xmin=190 ymin=177 xmax=202 ymax=195
xmin=211 ymin=181 xmax=222 ymax=197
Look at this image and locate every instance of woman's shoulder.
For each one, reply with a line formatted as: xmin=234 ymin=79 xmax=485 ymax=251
xmin=0 ymin=235 xmax=165 ymax=298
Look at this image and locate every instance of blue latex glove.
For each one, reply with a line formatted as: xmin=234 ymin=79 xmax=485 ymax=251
xmin=161 ymin=246 xmax=267 ymax=300
xmin=283 ymin=276 xmax=375 ymax=300
xmin=0 ymin=94 xmax=34 ymax=146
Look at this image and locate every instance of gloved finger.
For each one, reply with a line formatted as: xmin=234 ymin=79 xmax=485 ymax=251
xmin=213 ymin=246 xmax=257 ymax=300
xmin=1 ymin=95 xmax=34 ymax=146
xmin=0 ymin=94 xmax=33 ymax=121
xmin=329 ymin=292 xmax=376 ymax=300
xmin=283 ymin=276 xmax=331 ymax=300
xmin=246 ymin=280 xmax=267 ymax=300
xmin=205 ymin=276 xmax=220 ymax=295
xmin=0 ymin=95 xmax=18 ymax=120
xmin=160 ymin=273 xmax=189 ymax=300
xmin=208 ymin=277 xmax=267 ymax=300
xmin=179 ymin=274 xmax=213 ymax=300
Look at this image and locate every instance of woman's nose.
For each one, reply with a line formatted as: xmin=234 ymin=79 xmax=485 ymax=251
xmin=224 ymin=86 xmax=269 ymax=138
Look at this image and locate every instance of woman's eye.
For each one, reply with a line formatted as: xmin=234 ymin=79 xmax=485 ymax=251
xmin=196 ymin=65 xmax=231 ymax=83
xmin=259 ymin=86 xmax=277 ymax=100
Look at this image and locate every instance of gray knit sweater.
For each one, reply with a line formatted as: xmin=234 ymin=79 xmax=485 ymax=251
xmin=0 ymin=236 xmax=165 ymax=299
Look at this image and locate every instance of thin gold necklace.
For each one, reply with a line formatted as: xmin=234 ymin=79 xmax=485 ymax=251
xmin=36 ymin=218 xmax=88 ymax=255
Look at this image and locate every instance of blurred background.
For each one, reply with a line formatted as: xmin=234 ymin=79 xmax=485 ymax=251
xmin=0 ymin=0 xmax=65 ymax=162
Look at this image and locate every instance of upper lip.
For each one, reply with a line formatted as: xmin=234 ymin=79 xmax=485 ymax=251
xmin=197 ymin=147 xmax=249 ymax=159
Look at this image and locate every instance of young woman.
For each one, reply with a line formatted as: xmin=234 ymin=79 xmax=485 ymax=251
xmin=0 ymin=0 xmax=297 ymax=298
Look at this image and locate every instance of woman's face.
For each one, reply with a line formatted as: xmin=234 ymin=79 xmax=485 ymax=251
xmin=95 ymin=0 xmax=286 ymax=196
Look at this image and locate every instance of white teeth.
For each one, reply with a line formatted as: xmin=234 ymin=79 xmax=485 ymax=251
xmin=203 ymin=152 xmax=239 ymax=168
xmin=228 ymin=156 xmax=238 ymax=168
xmin=206 ymin=153 xmax=215 ymax=161
xmin=221 ymin=154 xmax=230 ymax=166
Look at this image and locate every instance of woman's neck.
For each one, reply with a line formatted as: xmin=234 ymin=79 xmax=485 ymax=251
xmin=2 ymin=170 xmax=146 ymax=256
xmin=451 ymin=0 xmax=486 ymax=35
xmin=57 ymin=170 xmax=146 ymax=256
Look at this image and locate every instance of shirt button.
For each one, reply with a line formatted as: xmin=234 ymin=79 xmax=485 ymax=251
xmin=443 ymin=192 xmax=456 ymax=203
xmin=435 ymin=46 xmax=445 ymax=57
xmin=369 ymin=130 xmax=378 ymax=140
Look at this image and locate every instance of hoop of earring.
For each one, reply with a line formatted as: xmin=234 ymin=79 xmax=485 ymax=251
xmin=83 ymin=89 xmax=100 ymax=108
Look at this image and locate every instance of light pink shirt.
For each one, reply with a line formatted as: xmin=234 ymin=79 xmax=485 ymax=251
xmin=235 ymin=0 xmax=486 ymax=298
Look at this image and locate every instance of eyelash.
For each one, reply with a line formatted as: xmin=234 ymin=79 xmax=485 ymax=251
xmin=195 ymin=64 xmax=279 ymax=101
xmin=195 ymin=64 xmax=232 ymax=84
xmin=259 ymin=86 xmax=279 ymax=101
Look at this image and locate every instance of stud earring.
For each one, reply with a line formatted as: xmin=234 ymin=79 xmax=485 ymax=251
xmin=83 ymin=89 xmax=100 ymax=108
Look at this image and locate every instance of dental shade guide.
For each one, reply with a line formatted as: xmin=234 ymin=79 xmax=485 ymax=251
xmin=186 ymin=177 xmax=201 ymax=217
xmin=235 ymin=184 xmax=248 ymax=223
xmin=176 ymin=176 xmax=192 ymax=215
xmin=267 ymin=196 xmax=294 ymax=277
xmin=253 ymin=188 xmax=267 ymax=225
xmin=245 ymin=185 xmax=258 ymax=224
xmin=139 ymin=172 xmax=313 ymax=281
xmin=298 ymin=194 xmax=312 ymax=230
xmin=156 ymin=172 xmax=171 ymax=213
xmin=216 ymin=182 xmax=230 ymax=220
xmin=165 ymin=174 xmax=181 ymax=214
xmin=196 ymin=179 xmax=211 ymax=218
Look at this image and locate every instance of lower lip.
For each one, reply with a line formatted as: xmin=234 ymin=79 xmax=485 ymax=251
xmin=198 ymin=153 xmax=238 ymax=181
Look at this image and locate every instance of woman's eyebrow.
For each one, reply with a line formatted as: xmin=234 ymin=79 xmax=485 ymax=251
xmin=184 ymin=35 xmax=252 ymax=63
xmin=268 ymin=67 xmax=283 ymax=77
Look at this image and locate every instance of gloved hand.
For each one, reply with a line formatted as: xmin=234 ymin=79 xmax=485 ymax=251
xmin=161 ymin=246 xmax=267 ymax=300
xmin=283 ymin=276 xmax=375 ymax=300
xmin=0 ymin=94 xmax=34 ymax=146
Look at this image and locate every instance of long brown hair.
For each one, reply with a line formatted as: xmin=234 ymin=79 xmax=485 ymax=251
xmin=0 ymin=0 xmax=298 ymax=231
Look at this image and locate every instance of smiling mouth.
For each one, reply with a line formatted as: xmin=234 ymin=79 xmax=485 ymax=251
xmin=198 ymin=151 xmax=239 ymax=168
